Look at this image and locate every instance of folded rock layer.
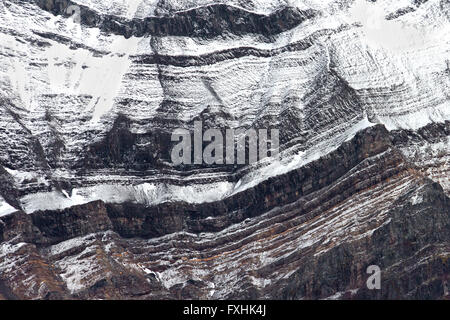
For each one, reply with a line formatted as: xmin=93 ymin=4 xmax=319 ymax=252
xmin=0 ymin=0 xmax=449 ymax=299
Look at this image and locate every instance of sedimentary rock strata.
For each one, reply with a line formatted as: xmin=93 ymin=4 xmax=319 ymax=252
xmin=0 ymin=0 xmax=448 ymax=299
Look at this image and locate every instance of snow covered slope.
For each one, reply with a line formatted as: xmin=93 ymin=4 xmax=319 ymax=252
xmin=0 ymin=0 xmax=448 ymax=213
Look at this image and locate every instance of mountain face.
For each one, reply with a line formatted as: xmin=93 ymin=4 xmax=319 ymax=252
xmin=0 ymin=0 xmax=449 ymax=300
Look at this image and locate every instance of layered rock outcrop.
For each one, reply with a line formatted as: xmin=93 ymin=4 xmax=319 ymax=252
xmin=0 ymin=0 xmax=449 ymax=299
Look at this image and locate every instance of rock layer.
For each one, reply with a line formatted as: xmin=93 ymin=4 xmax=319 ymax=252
xmin=0 ymin=0 xmax=449 ymax=299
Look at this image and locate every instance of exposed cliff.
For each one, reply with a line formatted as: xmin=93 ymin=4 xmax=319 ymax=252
xmin=0 ymin=0 xmax=448 ymax=300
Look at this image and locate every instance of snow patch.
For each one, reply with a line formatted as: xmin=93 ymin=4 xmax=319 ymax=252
xmin=45 ymin=36 xmax=141 ymax=123
xmin=350 ymin=0 xmax=433 ymax=53
xmin=0 ymin=196 xmax=17 ymax=217
xmin=20 ymin=181 xmax=234 ymax=214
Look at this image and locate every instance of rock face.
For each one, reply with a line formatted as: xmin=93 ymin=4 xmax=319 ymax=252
xmin=0 ymin=0 xmax=449 ymax=300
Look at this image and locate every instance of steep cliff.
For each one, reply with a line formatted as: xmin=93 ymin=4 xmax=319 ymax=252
xmin=0 ymin=0 xmax=448 ymax=299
